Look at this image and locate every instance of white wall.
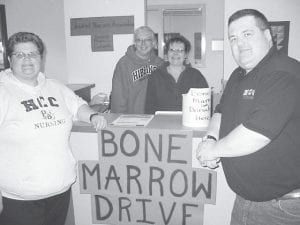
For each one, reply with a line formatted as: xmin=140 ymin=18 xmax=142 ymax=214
xmin=63 ymin=0 xmax=145 ymax=96
xmin=1 ymin=0 xmax=146 ymax=95
xmin=0 ymin=0 xmax=68 ymax=82
xmin=224 ymin=0 xmax=300 ymax=80
xmin=3 ymin=0 xmax=299 ymax=94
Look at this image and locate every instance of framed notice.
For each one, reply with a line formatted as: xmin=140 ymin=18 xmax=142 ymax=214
xmin=269 ymin=21 xmax=290 ymax=55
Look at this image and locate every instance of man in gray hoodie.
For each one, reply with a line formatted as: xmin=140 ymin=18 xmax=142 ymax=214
xmin=111 ymin=26 xmax=164 ymax=114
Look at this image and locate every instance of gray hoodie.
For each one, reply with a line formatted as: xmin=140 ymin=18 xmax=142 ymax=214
xmin=111 ymin=45 xmax=164 ymax=114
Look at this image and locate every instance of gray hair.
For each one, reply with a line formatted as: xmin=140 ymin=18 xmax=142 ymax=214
xmin=134 ymin=26 xmax=155 ymax=41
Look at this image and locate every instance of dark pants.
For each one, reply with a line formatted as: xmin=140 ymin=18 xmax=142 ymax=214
xmin=0 ymin=189 xmax=71 ymax=225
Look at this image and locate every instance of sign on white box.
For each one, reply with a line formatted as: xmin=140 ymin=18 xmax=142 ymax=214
xmin=182 ymin=88 xmax=211 ymax=128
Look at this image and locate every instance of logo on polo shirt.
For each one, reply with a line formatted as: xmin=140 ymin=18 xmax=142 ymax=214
xmin=132 ymin=65 xmax=158 ymax=82
xmin=242 ymin=89 xmax=255 ymax=99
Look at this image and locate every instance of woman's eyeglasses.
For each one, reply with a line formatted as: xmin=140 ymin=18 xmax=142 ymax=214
xmin=11 ymin=51 xmax=41 ymax=60
xmin=169 ymin=48 xmax=185 ymax=54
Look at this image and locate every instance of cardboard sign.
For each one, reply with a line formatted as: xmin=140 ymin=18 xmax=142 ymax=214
xmin=182 ymin=88 xmax=211 ymax=128
xmin=78 ymin=127 xmax=217 ymax=225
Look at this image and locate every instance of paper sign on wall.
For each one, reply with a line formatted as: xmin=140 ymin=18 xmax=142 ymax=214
xmin=78 ymin=127 xmax=217 ymax=225
xmin=70 ymin=16 xmax=134 ymax=51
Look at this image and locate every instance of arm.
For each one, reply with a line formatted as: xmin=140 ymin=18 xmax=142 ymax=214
xmin=215 ymin=124 xmax=270 ymax=158
xmin=77 ymin=104 xmax=107 ymax=130
xmin=110 ymin=62 xmax=128 ymax=113
xmin=198 ymin=124 xmax=270 ymax=162
xmin=205 ymin=113 xmax=221 ymax=140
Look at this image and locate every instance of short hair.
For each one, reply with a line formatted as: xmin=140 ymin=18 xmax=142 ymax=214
xmin=7 ymin=32 xmax=45 ymax=57
xmin=134 ymin=26 xmax=155 ymax=41
xmin=164 ymin=35 xmax=191 ymax=54
xmin=228 ymin=9 xmax=271 ymax=32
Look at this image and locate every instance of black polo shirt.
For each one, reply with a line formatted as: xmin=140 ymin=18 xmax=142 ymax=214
xmin=216 ymin=47 xmax=300 ymax=201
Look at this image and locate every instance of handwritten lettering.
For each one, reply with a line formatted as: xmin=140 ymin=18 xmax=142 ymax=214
xmin=78 ymin=128 xmax=217 ymax=225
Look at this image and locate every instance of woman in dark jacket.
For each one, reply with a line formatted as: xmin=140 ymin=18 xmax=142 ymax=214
xmin=145 ymin=35 xmax=208 ymax=114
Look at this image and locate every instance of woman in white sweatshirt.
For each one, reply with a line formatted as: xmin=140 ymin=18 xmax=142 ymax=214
xmin=0 ymin=32 xmax=107 ymax=225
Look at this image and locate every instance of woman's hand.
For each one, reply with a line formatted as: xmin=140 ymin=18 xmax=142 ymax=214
xmin=90 ymin=114 xmax=107 ymax=131
xmin=77 ymin=104 xmax=108 ymax=130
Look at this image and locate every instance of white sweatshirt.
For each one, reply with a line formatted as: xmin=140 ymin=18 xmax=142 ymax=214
xmin=0 ymin=69 xmax=86 ymax=200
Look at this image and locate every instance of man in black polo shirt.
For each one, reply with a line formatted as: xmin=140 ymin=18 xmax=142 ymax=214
xmin=197 ymin=9 xmax=300 ymax=225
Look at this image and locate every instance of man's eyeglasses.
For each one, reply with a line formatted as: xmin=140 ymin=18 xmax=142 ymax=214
xmin=169 ymin=48 xmax=185 ymax=54
xmin=135 ymin=38 xmax=153 ymax=45
xmin=11 ymin=52 xmax=41 ymax=60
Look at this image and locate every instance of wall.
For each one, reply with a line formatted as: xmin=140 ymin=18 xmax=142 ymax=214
xmin=224 ymin=0 xmax=300 ymax=80
xmin=0 ymin=0 xmax=145 ymax=95
xmin=2 ymin=0 xmax=299 ymax=94
xmin=147 ymin=0 xmax=224 ymax=93
xmin=63 ymin=0 xmax=145 ymax=96
xmin=0 ymin=0 xmax=68 ymax=82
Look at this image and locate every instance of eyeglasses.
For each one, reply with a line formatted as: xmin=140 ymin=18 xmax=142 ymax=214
xmin=135 ymin=38 xmax=153 ymax=45
xmin=169 ymin=48 xmax=185 ymax=54
xmin=11 ymin=51 xmax=41 ymax=60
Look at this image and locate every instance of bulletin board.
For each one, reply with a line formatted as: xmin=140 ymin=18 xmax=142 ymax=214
xmin=70 ymin=16 xmax=134 ymax=51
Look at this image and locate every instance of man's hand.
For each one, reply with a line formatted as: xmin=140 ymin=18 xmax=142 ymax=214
xmin=196 ymin=140 xmax=220 ymax=169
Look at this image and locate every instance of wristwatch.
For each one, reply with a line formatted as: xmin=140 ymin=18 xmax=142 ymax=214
xmin=203 ymin=135 xmax=217 ymax=142
xmin=89 ymin=112 xmax=99 ymax=122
